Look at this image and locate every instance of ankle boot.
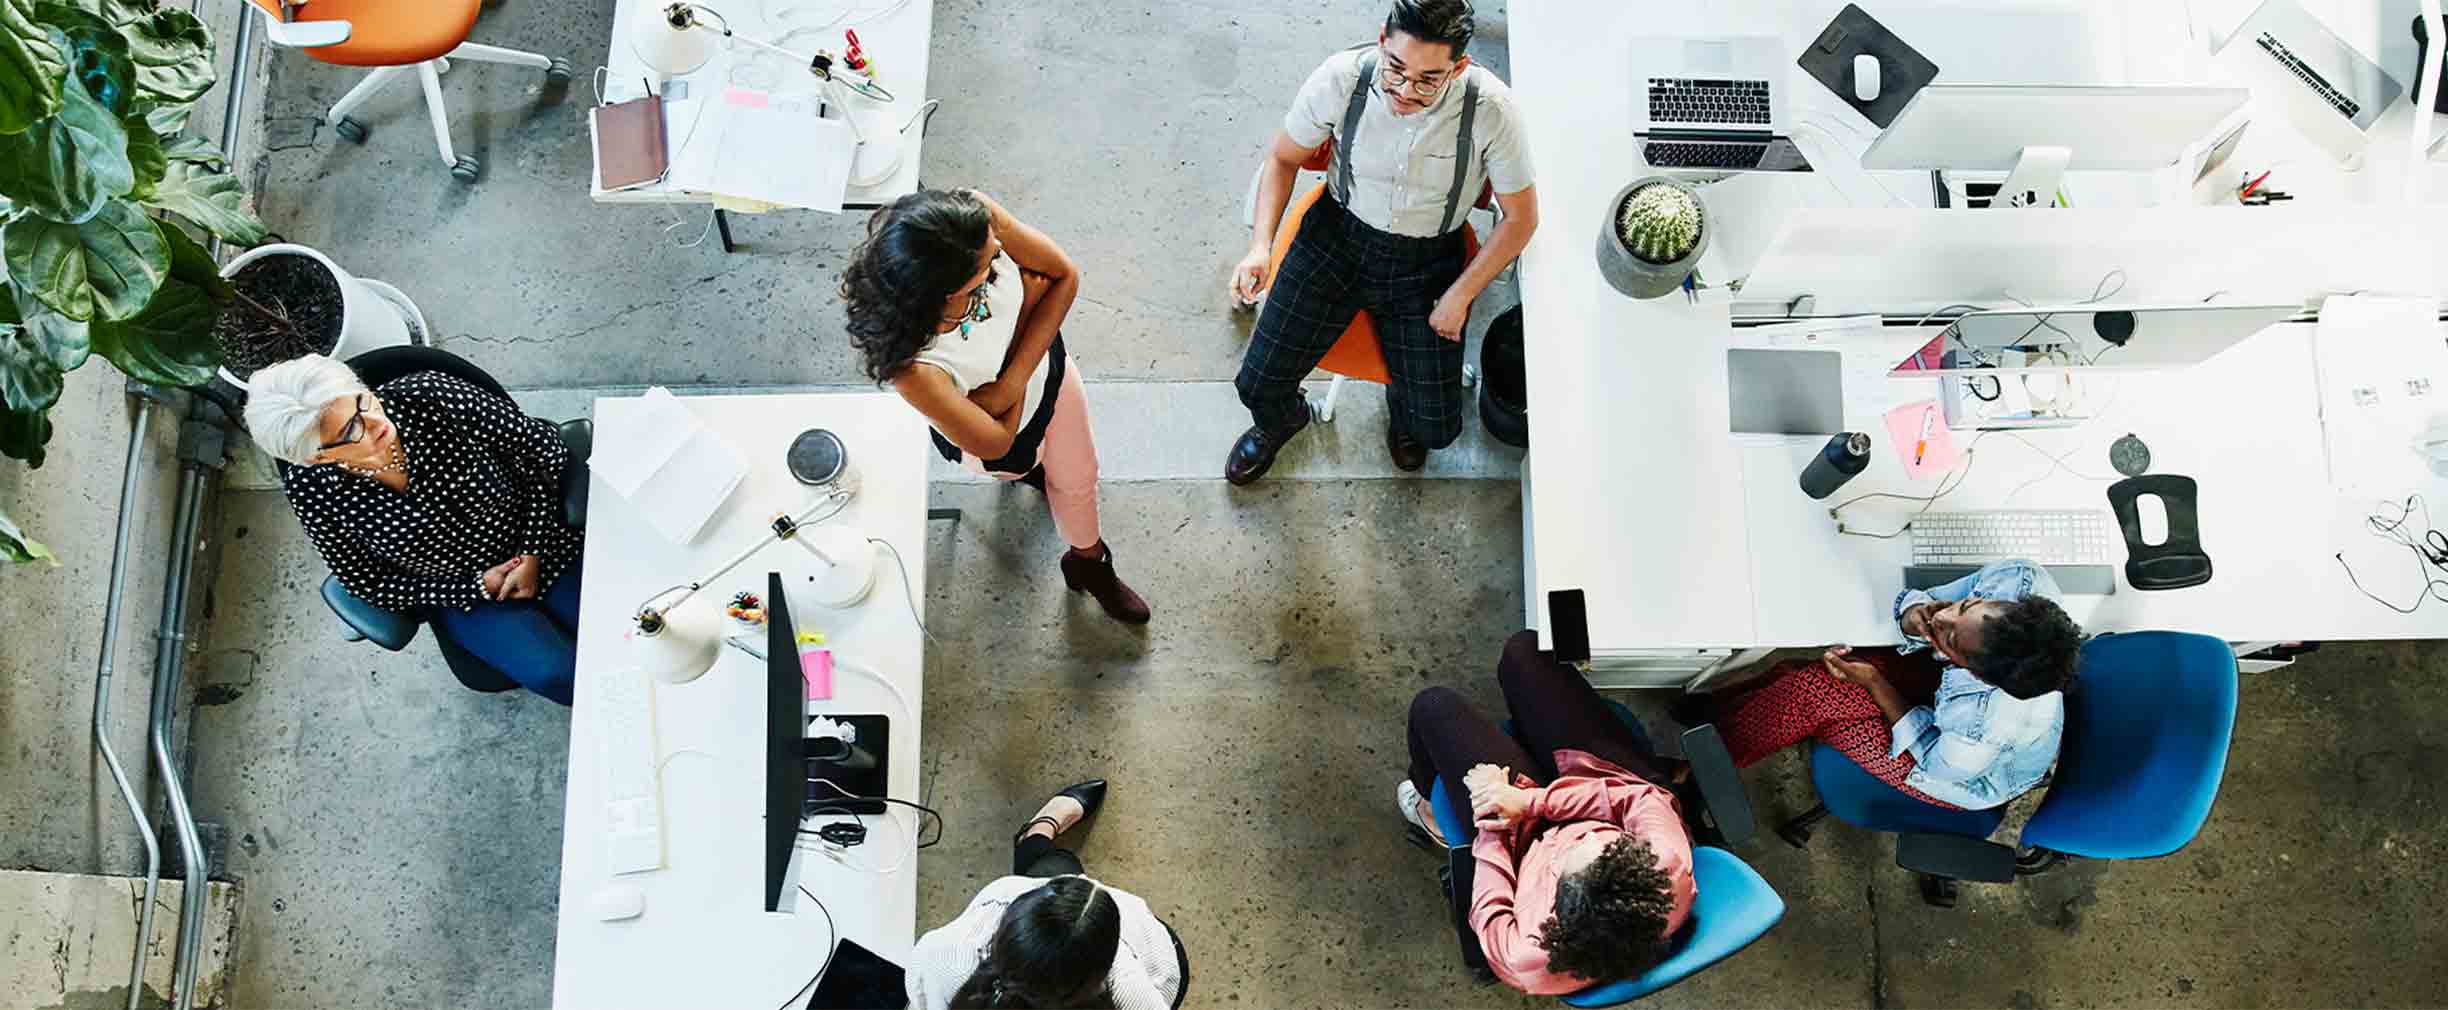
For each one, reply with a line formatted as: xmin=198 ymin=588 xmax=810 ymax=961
xmin=1059 ymin=542 xmax=1151 ymax=624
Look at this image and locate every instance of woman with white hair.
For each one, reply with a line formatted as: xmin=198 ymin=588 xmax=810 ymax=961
xmin=242 ymin=353 xmax=586 ymax=704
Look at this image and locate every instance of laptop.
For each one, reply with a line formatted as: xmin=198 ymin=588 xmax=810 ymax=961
xmin=2214 ymin=0 xmax=2402 ymax=163
xmin=1631 ymin=36 xmax=1813 ymax=173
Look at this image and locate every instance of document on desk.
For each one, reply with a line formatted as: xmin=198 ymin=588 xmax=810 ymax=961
xmin=664 ymin=89 xmax=854 ymax=212
xmin=2312 ymin=295 xmax=2448 ymax=494
xmin=594 ymin=387 xmax=748 ymax=545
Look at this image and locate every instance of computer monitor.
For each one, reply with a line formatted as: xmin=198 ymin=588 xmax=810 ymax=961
xmin=1861 ymin=85 xmax=2250 ymax=209
xmin=1889 ymin=303 xmax=2301 ymax=377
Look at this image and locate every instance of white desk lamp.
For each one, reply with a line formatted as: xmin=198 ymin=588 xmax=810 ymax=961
xmin=628 ymin=2 xmax=904 ymax=185
xmin=633 ymin=487 xmax=853 ymax=683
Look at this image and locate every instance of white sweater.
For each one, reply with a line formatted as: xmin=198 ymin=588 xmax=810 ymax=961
xmin=903 ymin=875 xmax=1180 ymax=1010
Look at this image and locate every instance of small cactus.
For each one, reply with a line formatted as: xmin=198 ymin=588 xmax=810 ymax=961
xmin=1616 ymin=183 xmax=1703 ymax=264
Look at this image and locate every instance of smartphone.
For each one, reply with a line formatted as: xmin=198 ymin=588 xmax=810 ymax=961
xmin=1547 ymin=589 xmax=1590 ymax=665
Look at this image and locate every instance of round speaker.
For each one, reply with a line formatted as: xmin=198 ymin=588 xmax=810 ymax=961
xmin=2110 ymin=433 xmax=2152 ymax=477
xmin=2093 ymin=310 xmax=2137 ymax=346
xmin=788 ymin=429 xmax=849 ymax=486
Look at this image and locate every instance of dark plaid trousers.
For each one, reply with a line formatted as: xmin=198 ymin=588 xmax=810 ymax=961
xmin=1235 ymin=194 xmax=1471 ymax=446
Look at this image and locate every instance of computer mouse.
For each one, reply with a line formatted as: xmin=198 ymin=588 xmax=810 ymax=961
xmin=591 ymin=884 xmax=646 ymax=922
xmin=1853 ymin=54 xmax=1881 ymax=102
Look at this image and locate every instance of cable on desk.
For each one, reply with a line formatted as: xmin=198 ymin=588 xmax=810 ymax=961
xmin=810 ymin=777 xmax=943 ymax=848
xmin=2336 ymin=495 xmax=2448 ymax=613
xmin=1829 ymin=433 xmax=1989 ymax=539
xmin=870 ymin=537 xmax=933 ymax=644
xmin=772 ymin=886 xmax=840 ymax=1010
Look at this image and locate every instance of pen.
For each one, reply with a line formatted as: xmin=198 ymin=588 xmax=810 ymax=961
xmin=2239 ymin=170 xmax=2271 ymax=199
xmin=1913 ymin=406 xmax=1934 ymax=465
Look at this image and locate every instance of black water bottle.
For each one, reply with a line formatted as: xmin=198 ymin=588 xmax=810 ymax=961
xmin=1799 ymin=432 xmax=1872 ymax=500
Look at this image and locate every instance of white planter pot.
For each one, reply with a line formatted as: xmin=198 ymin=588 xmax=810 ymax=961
xmin=216 ymin=243 xmax=411 ymax=389
xmin=1595 ymin=177 xmax=1710 ymax=300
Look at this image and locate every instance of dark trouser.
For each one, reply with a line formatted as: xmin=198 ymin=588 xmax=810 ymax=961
xmin=1408 ymin=630 xmax=1683 ymax=808
xmin=430 ymin=561 xmax=584 ymax=705
xmin=1236 ymin=194 xmax=1470 ymax=448
xmin=1009 ymin=833 xmax=1192 ymax=1010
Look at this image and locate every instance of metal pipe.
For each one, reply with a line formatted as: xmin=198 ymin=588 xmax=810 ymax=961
xmin=93 ymin=399 xmax=162 ymax=1010
xmin=145 ymin=454 xmax=209 ymax=1010
xmin=202 ymin=0 xmax=257 ymax=263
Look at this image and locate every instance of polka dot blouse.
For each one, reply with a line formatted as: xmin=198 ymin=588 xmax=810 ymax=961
xmin=280 ymin=372 xmax=583 ymax=613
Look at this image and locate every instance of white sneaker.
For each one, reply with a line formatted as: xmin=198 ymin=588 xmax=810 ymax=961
xmin=1395 ymin=780 xmax=1447 ymax=849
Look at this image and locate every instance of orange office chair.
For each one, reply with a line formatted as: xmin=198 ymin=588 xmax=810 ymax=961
xmin=1249 ymin=140 xmax=1487 ymax=423
xmin=241 ymin=0 xmax=571 ymax=183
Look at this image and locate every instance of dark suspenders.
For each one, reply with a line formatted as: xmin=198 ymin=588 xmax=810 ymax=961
xmin=1327 ymin=49 xmax=1483 ymax=236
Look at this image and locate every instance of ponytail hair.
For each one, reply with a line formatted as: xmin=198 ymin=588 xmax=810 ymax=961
xmin=947 ymin=877 xmax=1122 ymax=1009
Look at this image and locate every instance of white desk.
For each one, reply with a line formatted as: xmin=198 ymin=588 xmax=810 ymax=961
xmin=595 ymin=0 xmax=934 ymax=210
xmin=1511 ymin=0 xmax=2448 ymax=681
xmin=552 ymin=392 xmax=928 ymax=1009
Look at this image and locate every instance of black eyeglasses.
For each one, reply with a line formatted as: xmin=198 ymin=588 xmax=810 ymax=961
xmin=1379 ymin=47 xmax=1457 ymax=98
xmin=319 ymin=394 xmax=372 ymax=450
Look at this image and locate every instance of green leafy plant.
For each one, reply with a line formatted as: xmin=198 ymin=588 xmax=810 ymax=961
xmin=1616 ymin=182 xmax=1703 ymax=264
xmin=1 ymin=0 xmax=269 ymax=564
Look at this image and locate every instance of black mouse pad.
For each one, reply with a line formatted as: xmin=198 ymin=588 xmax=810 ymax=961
xmin=807 ymin=938 xmax=907 ymax=1009
xmin=1797 ymin=3 xmax=1941 ymax=128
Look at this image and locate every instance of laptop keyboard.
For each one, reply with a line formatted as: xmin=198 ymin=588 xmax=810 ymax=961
xmin=1649 ymin=78 xmax=1772 ymax=125
xmin=2255 ymin=31 xmax=2360 ymax=120
xmin=1643 ymin=139 xmax=1768 ymax=170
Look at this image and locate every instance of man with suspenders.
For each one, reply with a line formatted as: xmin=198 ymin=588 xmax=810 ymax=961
xmin=1225 ymin=0 xmax=1539 ymax=484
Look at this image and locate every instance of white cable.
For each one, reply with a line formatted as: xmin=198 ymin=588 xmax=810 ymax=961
xmin=869 ymin=537 xmax=933 ymax=643
xmin=828 ymin=657 xmax=916 ymax=726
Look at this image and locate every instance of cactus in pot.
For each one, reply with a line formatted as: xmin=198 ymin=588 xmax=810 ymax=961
xmin=1595 ymin=177 xmax=1710 ymax=299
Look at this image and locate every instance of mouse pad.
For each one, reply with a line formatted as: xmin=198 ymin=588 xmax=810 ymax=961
xmin=1797 ymin=3 xmax=1940 ymax=128
xmin=1727 ymin=349 xmax=1843 ymax=436
xmin=807 ymin=938 xmax=907 ymax=1009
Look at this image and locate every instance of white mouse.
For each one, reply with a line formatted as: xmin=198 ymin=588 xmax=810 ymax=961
xmin=591 ymin=884 xmax=646 ymax=922
xmin=1853 ymin=53 xmax=1881 ymax=102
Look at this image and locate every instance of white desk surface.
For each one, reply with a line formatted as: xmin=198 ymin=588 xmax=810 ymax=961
xmin=552 ymin=392 xmax=928 ymax=1010
xmin=1511 ymin=0 xmax=2448 ymax=657
xmin=595 ymin=0 xmax=934 ymax=208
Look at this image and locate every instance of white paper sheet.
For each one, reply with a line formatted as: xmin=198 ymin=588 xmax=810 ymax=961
xmin=594 ymin=388 xmax=748 ymax=545
xmin=663 ymin=88 xmax=854 ymax=212
xmin=2312 ymin=294 xmax=2448 ymax=494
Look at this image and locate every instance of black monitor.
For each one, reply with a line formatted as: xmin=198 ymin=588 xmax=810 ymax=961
xmin=764 ymin=571 xmax=799 ymax=913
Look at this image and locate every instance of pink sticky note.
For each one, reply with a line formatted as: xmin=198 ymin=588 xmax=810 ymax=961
xmin=800 ymin=647 xmax=833 ymax=700
xmin=724 ymin=87 xmax=771 ymax=108
xmin=1884 ymin=399 xmax=1957 ymax=479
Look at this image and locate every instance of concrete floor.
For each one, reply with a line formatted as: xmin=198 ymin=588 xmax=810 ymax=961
xmin=54 ymin=0 xmax=2436 ymax=1007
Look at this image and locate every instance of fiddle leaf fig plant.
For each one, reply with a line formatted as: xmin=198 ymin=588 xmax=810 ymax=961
xmin=0 ymin=0 xmax=269 ymax=565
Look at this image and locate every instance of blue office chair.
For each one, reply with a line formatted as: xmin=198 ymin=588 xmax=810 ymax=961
xmin=1774 ymin=631 xmax=2238 ymax=906
xmin=272 ymin=345 xmax=593 ymax=694
xmin=1428 ymin=700 xmax=1786 ymax=1006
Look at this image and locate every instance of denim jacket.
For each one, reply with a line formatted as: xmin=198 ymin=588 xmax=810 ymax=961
xmin=1888 ymin=560 xmax=2066 ymax=810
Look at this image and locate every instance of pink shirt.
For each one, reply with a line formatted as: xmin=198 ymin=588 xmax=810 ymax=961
xmin=1468 ymin=749 xmax=1697 ymax=995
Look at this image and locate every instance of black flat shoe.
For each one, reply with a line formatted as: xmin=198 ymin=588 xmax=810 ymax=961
xmin=1013 ymin=778 xmax=1110 ymax=848
xmin=1387 ymin=424 xmax=1427 ymax=471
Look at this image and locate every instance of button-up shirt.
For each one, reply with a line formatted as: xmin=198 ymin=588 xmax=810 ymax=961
xmin=1888 ymin=559 xmax=2067 ymax=810
xmin=1283 ymin=48 xmax=1535 ymax=237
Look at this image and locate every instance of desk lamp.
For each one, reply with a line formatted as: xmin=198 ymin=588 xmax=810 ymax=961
xmin=633 ymin=487 xmax=853 ymax=683
xmin=629 ymin=2 xmax=904 ymax=184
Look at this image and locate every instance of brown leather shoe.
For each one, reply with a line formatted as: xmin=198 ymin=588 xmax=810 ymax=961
xmin=1060 ymin=542 xmax=1151 ymax=624
xmin=1387 ymin=423 xmax=1427 ymax=471
xmin=1225 ymin=403 xmax=1311 ymax=486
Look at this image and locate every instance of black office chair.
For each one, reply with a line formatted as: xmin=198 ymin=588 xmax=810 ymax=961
xmin=275 ymin=346 xmax=593 ymax=694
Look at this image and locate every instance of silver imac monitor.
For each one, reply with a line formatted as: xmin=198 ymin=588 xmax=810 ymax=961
xmin=1861 ymin=85 xmax=2250 ymax=209
xmin=1892 ymin=303 xmax=2301 ymax=430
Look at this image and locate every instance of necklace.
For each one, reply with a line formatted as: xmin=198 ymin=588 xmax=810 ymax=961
xmin=344 ymin=441 xmax=406 ymax=478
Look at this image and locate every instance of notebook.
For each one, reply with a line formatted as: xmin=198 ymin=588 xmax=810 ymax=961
xmin=591 ymin=95 xmax=669 ymax=191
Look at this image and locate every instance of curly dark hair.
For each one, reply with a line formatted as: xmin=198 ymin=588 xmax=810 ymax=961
xmin=1534 ymin=834 xmax=1677 ymax=982
xmin=1966 ymin=595 xmax=2083 ymax=699
xmin=839 ymin=188 xmax=992 ymax=383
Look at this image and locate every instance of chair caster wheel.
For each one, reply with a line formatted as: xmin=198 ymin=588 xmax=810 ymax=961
xmin=1308 ymin=396 xmax=1336 ymax=424
xmin=451 ymin=155 xmax=480 ymax=183
xmin=335 ymin=117 xmax=368 ymax=144
xmin=2015 ymin=845 xmax=2067 ymax=876
xmin=1775 ymin=820 xmax=1815 ymax=849
xmin=1462 ymin=363 xmax=1480 ymax=388
xmin=1918 ymin=873 xmax=1959 ymax=909
xmin=545 ymin=58 xmax=573 ymax=85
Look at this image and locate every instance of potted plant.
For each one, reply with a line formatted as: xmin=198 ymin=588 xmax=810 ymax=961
xmin=0 ymin=0 xmax=394 ymax=563
xmin=212 ymin=242 xmax=412 ymax=389
xmin=1596 ymin=177 xmax=1709 ymax=299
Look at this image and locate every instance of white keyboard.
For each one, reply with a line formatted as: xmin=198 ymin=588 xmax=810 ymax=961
xmin=593 ymin=666 xmax=664 ymax=874
xmin=1910 ymin=510 xmax=2117 ymax=567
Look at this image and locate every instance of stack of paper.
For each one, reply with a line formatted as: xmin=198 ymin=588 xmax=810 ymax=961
xmin=664 ymin=87 xmax=854 ymax=212
xmin=594 ymin=387 xmax=749 ymax=544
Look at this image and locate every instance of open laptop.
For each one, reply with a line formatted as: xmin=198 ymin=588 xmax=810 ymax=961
xmin=1631 ymin=36 xmax=1813 ymax=173
xmin=2214 ymin=0 xmax=2402 ymax=163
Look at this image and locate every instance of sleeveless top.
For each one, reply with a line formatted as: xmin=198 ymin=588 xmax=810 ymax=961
xmin=898 ymin=249 xmax=1069 ymax=473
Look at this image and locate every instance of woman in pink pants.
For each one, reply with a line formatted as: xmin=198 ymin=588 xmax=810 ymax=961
xmin=839 ymin=189 xmax=1149 ymax=624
